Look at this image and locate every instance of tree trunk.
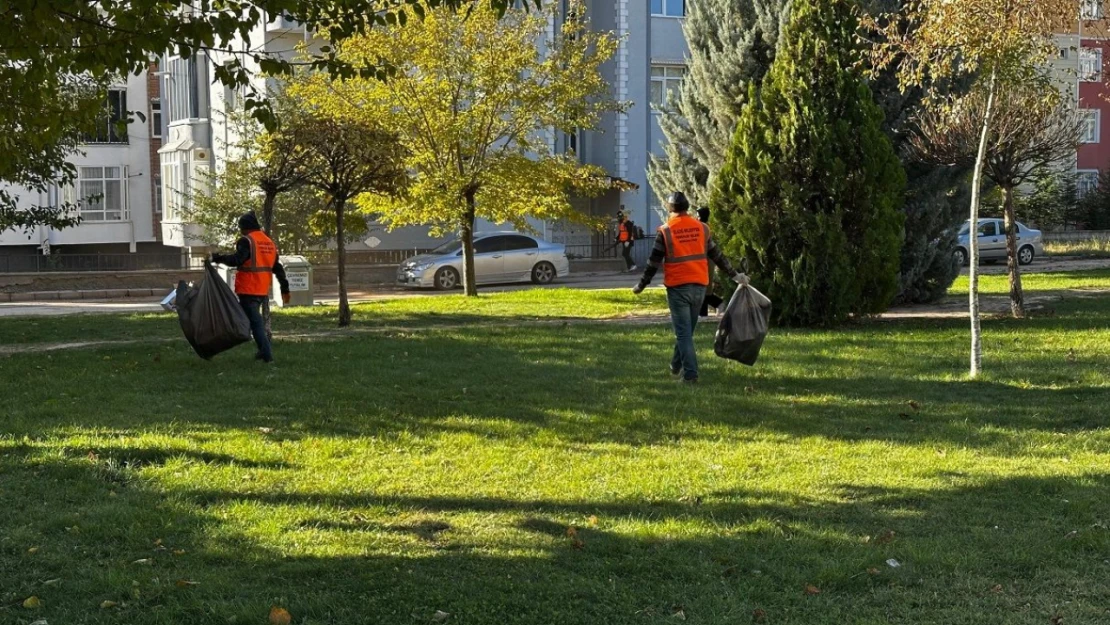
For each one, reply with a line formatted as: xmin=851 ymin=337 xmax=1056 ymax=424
xmin=1002 ymin=186 xmax=1025 ymax=318
xmin=461 ymin=192 xmax=479 ymax=297
xmin=262 ymin=189 xmax=277 ymax=236
xmin=967 ymin=69 xmax=997 ymax=379
xmin=261 ymin=189 xmax=277 ymax=340
xmin=335 ymin=197 xmax=351 ymax=327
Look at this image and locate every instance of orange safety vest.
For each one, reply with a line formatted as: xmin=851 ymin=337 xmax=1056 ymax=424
xmin=660 ymin=213 xmax=710 ymax=288
xmin=235 ymin=230 xmax=278 ymax=296
xmin=618 ymin=221 xmax=631 ymax=242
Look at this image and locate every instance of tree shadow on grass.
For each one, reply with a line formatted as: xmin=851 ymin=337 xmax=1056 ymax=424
xmin=2 ymin=441 xmax=1107 ymax=625
xmin=2 ymin=309 xmax=1108 ymax=455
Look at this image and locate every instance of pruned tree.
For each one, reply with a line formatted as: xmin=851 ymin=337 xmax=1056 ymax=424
xmin=1 ymin=0 xmax=531 ymax=234
xmin=866 ymin=0 xmax=1086 ymax=377
xmin=294 ymin=0 xmax=626 ymax=296
xmin=910 ymin=85 xmax=1082 ymax=318
xmin=293 ymin=113 xmax=409 ymax=326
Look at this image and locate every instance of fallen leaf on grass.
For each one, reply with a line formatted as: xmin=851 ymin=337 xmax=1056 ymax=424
xmin=874 ymin=529 xmax=896 ymax=545
xmin=1050 ymin=615 xmax=1064 ymax=625
xmin=907 ymin=400 xmax=922 ymax=411
xmin=269 ymin=606 xmax=292 ymax=625
xmin=131 ymin=558 xmax=152 ymax=565
xmin=752 ymin=608 xmax=767 ymax=623
xmin=42 ymin=578 xmax=62 ymax=586
xmin=867 ymin=568 xmax=880 ymax=576
xmin=672 ymin=609 xmax=686 ymax=620
xmin=29 ymin=619 xmax=48 ymax=625
xmin=587 ymin=515 xmax=599 ymax=527
xmin=175 ymin=579 xmax=200 ymax=588
xmin=805 ymin=585 xmax=821 ymax=596
xmin=173 ymin=549 xmax=187 ymax=556
xmin=991 ymin=584 xmax=1003 ymax=594
xmin=566 ymin=527 xmax=578 ymax=538
xmin=100 ymin=600 xmax=118 ymax=609
xmin=23 ymin=596 xmax=42 ymax=609
xmin=432 ymin=610 xmax=451 ymax=622
xmin=27 ymin=546 xmax=39 ymax=554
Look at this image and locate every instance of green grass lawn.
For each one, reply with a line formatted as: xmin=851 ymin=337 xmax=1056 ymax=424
xmin=1 ymin=284 xmax=1109 ymax=624
xmin=949 ymin=269 xmax=1110 ymax=295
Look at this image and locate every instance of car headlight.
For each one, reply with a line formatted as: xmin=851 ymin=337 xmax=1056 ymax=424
xmin=412 ymin=262 xmax=433 ymax=272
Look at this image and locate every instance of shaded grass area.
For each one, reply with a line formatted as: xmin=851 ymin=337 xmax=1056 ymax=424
xmin=0 ymin=288 xmax=669 ymax=346
xmin=1 ymin=291 xmax=1109 ymax=624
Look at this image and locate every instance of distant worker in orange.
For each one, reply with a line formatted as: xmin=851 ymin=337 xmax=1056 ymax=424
xmin=617 ymin=211 xmax=637 ymax=272
xmin=211 ymin=212 xmax=290 ymax=363
xmin=632 ymin=192 xmax=746 ymax=384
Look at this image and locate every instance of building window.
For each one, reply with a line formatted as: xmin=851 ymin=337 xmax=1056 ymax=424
xmin=150 ymin=98 xmax=162 ymax=139
xmin=165 ymin=56 xmax=207 ymax=123
xmin=84 ymin=89 xmax=128 ymax=144
xmin=1080 ymin=47 xmax=1103 ymax=82
xmin=650 ymin=65 xmax=686 ymax=110
xmin=1081 ymin=109 xmax=1101 ymax=143
xmin=1082 ymin=0 xmax=1104 ymax=20
xmin=1078 ymin=170 xmax=1100 ymax=198
xmin=153 ymin=174 xmax=163 ymax=216
xmin=78 ymin=167 xmax=127 ymax=222
xmin=650 ymin=0 xmax=685 ymax=17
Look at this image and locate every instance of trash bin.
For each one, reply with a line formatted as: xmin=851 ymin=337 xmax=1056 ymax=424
xmin=280 ymin=255 xmax=313 ymax=307
xmin=214 ymin=256 xmax=313 ymax=307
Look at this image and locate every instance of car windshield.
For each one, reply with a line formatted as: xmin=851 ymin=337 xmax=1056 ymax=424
xmin=959 ymin=223 xmax=970 ymax=235
xmin=431 ymin=239 xmax=463 ymax=255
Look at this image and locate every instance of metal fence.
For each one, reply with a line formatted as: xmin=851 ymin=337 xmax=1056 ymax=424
xmin=301 ymin=248 xmax=434 ymax=265
xmin=0 ymin=253 xmax=203 ymax=274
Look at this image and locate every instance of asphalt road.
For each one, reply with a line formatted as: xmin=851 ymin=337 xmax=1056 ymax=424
xmin=0 ymin=271 xmax=642 ymax=318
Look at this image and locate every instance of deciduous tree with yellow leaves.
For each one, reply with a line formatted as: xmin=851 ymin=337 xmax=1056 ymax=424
xmin=292 ymin=0 xmax=626 ymax=295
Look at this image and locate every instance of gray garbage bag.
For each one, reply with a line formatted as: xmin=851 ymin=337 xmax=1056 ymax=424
xmin=714 ymin=284 xmax=771 ymax=366
xmin=174 ymin=261 xmax=251 ymax=360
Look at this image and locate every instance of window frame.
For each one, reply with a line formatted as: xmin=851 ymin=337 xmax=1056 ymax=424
xmin=977 ymin=221 xmax=998 ymax=238
xmin=1078 ymin=169 xmax=1101 ymax=198
xmin=650 ymin=0 xmax=686 ymax=17
xmin=150 ymin=98 xmax=162 ymax=139
xmin=83 ymin=89 xmax=129 ymax=145
xmin=1082 ymin=0 xmax=1104 ymax=20
xmin=1080 ymin=47 xmax=1103 ymax=82
xmin=503 ymin=235 xmax=540 ymax=251
xmin=474 ymin=236 xmax=508 ymax=255
xmin=77 ymin=166 xmax=128 ymax=222
xmin=650 ymin=64 xmax=686 ymax=112
xmin=1081 ymin=109 xmax=1101 ymax=144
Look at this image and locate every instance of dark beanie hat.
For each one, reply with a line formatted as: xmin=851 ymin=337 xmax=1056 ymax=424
xmin=238 ymin=212 xmax=262 ymax=231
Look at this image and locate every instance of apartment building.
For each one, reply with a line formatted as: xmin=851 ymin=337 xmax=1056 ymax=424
xmin=0 ymin=67 xmax=170 ymax=266
xmin=157 ymin=1 xmax=692 ymax=256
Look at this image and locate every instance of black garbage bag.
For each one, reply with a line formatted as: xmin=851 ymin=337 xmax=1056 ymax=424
xmin=174 ymin=262 xmax=251 ymax=360
xmin=714 ymin=284 xmax=772 ymax=366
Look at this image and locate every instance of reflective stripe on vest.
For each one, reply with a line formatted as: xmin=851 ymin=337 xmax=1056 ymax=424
xmin=235 ymin=230 xmax=277 ymax=296
xmin=660 ymin=214 xmax=710 ymax=287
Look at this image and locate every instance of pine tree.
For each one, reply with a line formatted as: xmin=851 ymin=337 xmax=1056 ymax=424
xmin=652 ymin=0 xmax=967 ymax=306
xmin=647 ymin=0 xmax=787 ymax=210
xmin=712 ymin=0 xmax=905 ymax=326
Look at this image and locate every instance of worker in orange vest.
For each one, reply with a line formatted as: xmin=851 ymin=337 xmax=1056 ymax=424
xmin=616 ymin=212 xmax=637 ymax=272
xmin=632 ymin=192 xmax=747 ymax=384
xmin=211 ymin=212 xmax=290 ymax=364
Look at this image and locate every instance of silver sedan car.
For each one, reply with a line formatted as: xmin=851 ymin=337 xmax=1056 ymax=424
xmin=956 ymin=218 xmax=1044 ymax=266
xmin=397 ymin=232 xmax=571 ymax=290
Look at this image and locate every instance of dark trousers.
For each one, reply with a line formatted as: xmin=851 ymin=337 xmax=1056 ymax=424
xmin=667 ymin=284 xmax=707 ymax=381
xmin=699 ymin=263 xmax=722 ymax=316
xmin=239 ymin=295 xmax=273 ymax=362
xmin=621 ymin=241 xmax=634 ymax=270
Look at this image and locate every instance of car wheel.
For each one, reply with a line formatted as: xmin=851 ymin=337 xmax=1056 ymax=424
xmin=434 ymin=267 xmax=460 ymax=291
xmin=1018 ymin=245 xmax=1035 ymax=266
xmin=955 ymin=248 xmax=969 ymax=267
xmin=531 ymin=261 xmax=557 ymax=285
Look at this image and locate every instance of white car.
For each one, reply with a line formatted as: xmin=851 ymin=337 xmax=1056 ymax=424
xmin=397 ymin=232 xmax=571 ymax=290
xmin=956 ymin=218 xmax=1044 ymax=266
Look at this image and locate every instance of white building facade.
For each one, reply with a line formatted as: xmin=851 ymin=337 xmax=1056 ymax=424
xmin=0 ymin=68 xmax=173 ymax=268
xmin=157 ymin=1 xmax=692 ymax=257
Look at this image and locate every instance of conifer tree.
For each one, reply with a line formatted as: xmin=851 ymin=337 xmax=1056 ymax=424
xmin=712 ymin=0 xmax=905 ymax=326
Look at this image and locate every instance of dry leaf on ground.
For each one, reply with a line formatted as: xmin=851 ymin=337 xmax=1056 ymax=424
xmin=100 ymin=600 xmax=117 ymax=609
xmin=805 ymin=585 xmax=821 ymax=595
xmin=269 ymin=606 xmax=293 ymax=625
xmin=23 ymin=596 xmax=42 ymax=609
xmin=432 ymin=610 xmax=451 ymax=622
